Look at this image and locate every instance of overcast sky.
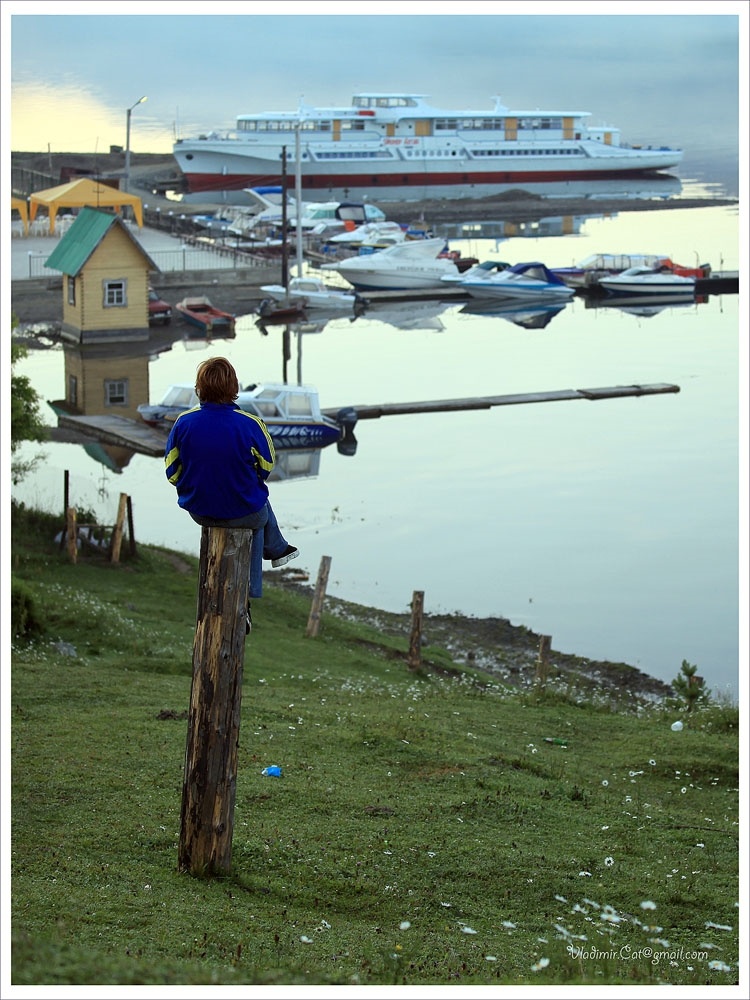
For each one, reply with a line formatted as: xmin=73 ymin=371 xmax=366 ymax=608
xmin=4 ymin=2 xmax=745 ymax=167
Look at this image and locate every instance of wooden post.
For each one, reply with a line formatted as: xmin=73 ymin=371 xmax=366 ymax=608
xmin=109 ymin=493 xmax=128 ymax=564
xmin=535 ymin=635 xmax=552 ymax=689
xmin=178 ymin=526 xmax=253 ymax=877
xmin=305 ymin=555 xmax=332 ymax=638
xmin=126 ymin=495 xmax=136 ymax=556
xmin=65 ymin=506 xmax=77 ymax=564
xmin=408 ymin=590 xmax=424 ymax=671
xmin=60 ymin=470 xmax=70 ymax=550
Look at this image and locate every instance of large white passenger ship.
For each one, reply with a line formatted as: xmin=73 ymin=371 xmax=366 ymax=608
xmin=172 ymin=93 xmax=683 ymax=201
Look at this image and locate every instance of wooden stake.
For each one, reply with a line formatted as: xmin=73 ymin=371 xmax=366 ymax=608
xmin=109 ymin=493 xmax=128 ymax=564
xmin=408 ymin=590 xmax=424 ymax=671
xmin=535 ymin=635 xmax=552 ymax=689
xmin=60 ymin=470 xmax=70 ymax=550
xmin=305 ymin=555 xmax=332 ymax=638
xmin=126 ymin=495 xmax=136 ymax=556
xmin=65 ymin=506 xmax=77 ymax=564
xmin=178 ymin=526 xmax=253 ymax=877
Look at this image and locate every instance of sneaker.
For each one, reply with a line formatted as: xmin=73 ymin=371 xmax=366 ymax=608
xmin=271 ymin=545 xmax=299 ymax=568
xmin=245 ymin=601 xmax=252 ymax=635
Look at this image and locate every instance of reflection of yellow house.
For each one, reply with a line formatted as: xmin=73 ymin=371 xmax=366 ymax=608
xmin=62 ymin=344 xmax=150 ymax=423
xmin=51 ymin=337 xmax=172 ymax=473
xmin=44 ymin=206 xmax=158 ymax=344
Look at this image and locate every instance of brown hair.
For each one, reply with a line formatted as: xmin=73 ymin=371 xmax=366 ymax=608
xmin=194 ymin=357 xmax=239 ymax=404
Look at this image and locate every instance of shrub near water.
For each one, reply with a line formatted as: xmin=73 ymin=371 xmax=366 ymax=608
xmin=9 ymin=503 xmax=740 ymax=987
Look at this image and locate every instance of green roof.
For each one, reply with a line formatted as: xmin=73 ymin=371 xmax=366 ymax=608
xmin=44 ymin=207 xmax=159 ymax=276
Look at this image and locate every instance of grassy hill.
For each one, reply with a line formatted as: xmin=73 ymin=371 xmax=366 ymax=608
xmin=8 ymin=502 xmax=740 ymax=988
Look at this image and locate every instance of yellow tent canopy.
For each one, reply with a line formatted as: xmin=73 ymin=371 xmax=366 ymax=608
xmin=29 ymin=178 xmax=143 ymax=235
xmin=11 ymin=195 xmax=29 ymax=234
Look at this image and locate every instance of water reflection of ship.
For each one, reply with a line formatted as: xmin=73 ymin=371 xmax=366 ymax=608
xmin=443 ymin=215 xmax=592 ymax=242
xmin=459 ymin=298 xmax=568 ymax=329
xmin=170 ymin=174 xmax=682 ymax=209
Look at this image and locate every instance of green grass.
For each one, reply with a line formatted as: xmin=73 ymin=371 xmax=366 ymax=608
xmin=8 ymin=503 xmax=740 ymax=988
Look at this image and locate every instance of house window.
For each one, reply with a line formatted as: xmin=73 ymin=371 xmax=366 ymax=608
xmin=103 ymin=279 xmax=127 ymax=307
xmin=67 ymin=276 xmax=76 ymax=306
xmin=105 ymin=379 xmax=128 ymax=406
xmin=68 ymin=374 xmax=78 ymax=408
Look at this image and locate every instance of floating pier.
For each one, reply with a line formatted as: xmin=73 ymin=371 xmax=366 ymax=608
xmin=54 ymin=383 xmax=680 ymax=460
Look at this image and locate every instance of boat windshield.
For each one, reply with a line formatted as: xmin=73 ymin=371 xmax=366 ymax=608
xmin=163 ymin=386 xmax=198 ymax=408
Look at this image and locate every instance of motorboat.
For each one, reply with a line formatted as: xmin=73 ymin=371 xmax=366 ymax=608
xmin=552 ymin=253 xmax=711 ymax=288
xmin=441 ymin=259 xmax=512 ymax=285
xmin=319 ymin=237 xmax=461 ymax=290
xmin=598 ymin=265 xmax=697 ymax=296
xmin=175 ymin=296 xmax=236 ymax=334
xmin=137 ymin=380 xmax=351 ymax=448
xmin=227 ymin=188 xmax=386 ymax=238
xmin=457 ymin=261 xmax=576 ymax=300
xmin=259 ymin=276 xmax=362 ymax=312
xmin=173 ymin=92 xmax=683 ymax=199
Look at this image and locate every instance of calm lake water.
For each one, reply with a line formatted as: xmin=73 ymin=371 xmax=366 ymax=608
xmin=12 ymin=196 xmax=742 ymax=700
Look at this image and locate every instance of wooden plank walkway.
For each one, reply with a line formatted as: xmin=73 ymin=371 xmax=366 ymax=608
xmin=55 ymin=414 xmax=167 ymax=457
xmin=321 ymin=383 xmax=680 ymax=421
xmin=52 ymin=383 xmax=680 ymax=460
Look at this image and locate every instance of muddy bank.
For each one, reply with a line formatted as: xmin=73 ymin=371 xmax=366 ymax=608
xmin=273 ymin=571 xmax=674 ymax=707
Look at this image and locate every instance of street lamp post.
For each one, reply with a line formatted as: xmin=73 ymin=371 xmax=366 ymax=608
xmin=124 ymin=95 xmax=147 ymax=193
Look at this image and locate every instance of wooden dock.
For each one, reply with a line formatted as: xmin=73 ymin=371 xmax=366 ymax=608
xmin=55 ymin=413 xmax=167 ymax=457
xmin=322 ymin=383 xmax=680 ymax=422
xmin=53 ymin=383 xmax=680 ymax=460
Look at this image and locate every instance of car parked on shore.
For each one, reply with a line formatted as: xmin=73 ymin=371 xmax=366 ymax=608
xmin=148 ymin=288 xmax=172 ymax=325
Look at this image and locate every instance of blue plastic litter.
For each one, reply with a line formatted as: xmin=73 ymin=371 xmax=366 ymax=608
xmin=262 ymin=765 xmax=282 ymax=777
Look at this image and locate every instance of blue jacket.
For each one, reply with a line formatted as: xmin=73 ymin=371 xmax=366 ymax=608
xmin=165 ymin=402 xmax=276 ymax=519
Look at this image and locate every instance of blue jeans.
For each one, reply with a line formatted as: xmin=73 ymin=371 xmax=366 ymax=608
xmin=189 ymin=501 xmax=290 ymax=599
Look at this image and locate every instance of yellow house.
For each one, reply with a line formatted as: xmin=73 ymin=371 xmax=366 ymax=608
xmin=44 ymin=206 xmax=159 ymax=344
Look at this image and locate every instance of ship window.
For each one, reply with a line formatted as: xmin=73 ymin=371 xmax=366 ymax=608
xmin=340 ymin=121 xmax=366 ymax=131
xmin=105 ymin=379 xmax=128 ymax=406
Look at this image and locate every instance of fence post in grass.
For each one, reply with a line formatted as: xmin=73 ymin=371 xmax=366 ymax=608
xmin=65 ymin=506 xmax=77 ymax=563
xmin=305 ymin=555 xmax=332 ymax=638
xmin=535 ymin=635 xmax=552 ymax=690
xmin=178 ymin=526 xmax=253 ymax=877
xmin=60 ymin=470 xmax=70 ymax=550
xmin=109 ymin=493 xmax=128 ymax=564
xmin=408 ymin=590 xmax=424 ymax=671
xmin=126 ymin=495 xmax=137 ymax=556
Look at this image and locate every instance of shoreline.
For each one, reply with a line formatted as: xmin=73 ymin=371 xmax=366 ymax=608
xmin=11 ymin=151 xmax=738 ymax=227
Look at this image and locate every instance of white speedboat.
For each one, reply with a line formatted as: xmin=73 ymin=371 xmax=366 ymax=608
xmin=320 ymin=237 xmax=460 ymax=290
xmin=458 ymin=261 xmax=576 ymax=300
xmin=137 ymin=380 xmax=348 ymax=447
xmin=552 ymin=253 xmax=710 ymax=288
xmin=259 ymin=276 xmax=361 ymax=311
xmin=326 ymin=221 xmax=411 ymax=248
xmin=598 ymin=266 xmax=696 ymax=296
xmin=173 ymin=92 xmax=683 ymax=199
